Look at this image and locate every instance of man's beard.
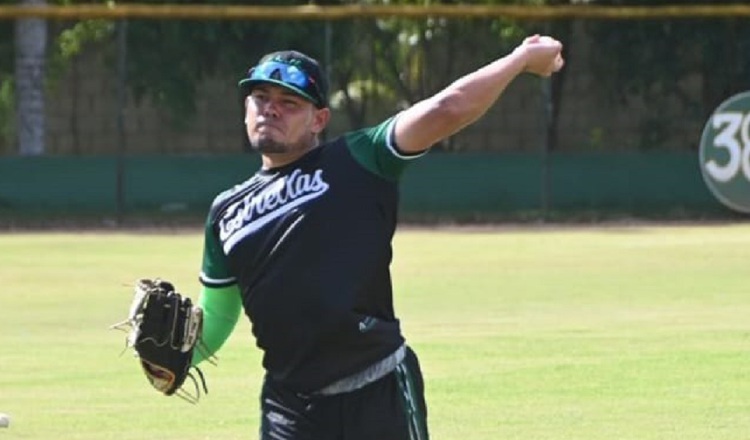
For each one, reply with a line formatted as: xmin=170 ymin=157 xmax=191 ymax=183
xmin=250 ymin=134 xmax=314 ymax=155
xmin=251 ymin=137 xmax=289 ymax=154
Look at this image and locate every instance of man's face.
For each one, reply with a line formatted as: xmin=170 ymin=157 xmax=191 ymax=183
xmin=244 ymin=84 xmax=329 ymax=158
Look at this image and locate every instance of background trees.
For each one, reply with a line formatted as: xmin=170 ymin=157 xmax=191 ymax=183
xmin=2 ymin=0 xmax=749 ymax=154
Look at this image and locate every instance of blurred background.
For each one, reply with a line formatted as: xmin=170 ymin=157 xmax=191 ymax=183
xmin=1 ymin=0 xmax=749 ymax=225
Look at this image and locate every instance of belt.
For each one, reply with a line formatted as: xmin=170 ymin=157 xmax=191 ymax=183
xmin=314 ymin=344 xmax=407 ymax=396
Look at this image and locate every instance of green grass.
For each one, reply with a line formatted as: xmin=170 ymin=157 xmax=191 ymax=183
xmin=1 ymin=224 xmax=749 ymax=439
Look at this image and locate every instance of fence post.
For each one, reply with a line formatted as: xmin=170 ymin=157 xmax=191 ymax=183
xmin=115 ymin=19 xmax=127 ymax=224
xmin=540 ymin=76 xmax=553 ymax=220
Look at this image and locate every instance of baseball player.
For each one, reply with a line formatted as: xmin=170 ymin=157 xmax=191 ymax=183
xmin=191 ymin=35 xmax=564 ymax=439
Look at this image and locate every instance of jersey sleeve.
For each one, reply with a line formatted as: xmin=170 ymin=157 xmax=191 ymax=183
xmin=193 ymin=206 xmax=242 ymax=366
xmin=200 ymin=207 xmax=237 ymax=288
xmin=344 ymin=113 xmax=429 ymax=181
xmin=191 ymin=284 xmax=242 ymax=366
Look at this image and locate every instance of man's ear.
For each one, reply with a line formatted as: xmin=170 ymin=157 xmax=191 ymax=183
xmin=243 ymin=96 xmax=252 ymax=124
xmin=311 ymin=108 xmax=331 ymax=135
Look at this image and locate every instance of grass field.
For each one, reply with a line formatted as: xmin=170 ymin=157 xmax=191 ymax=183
xmin=1 ymin=223 xmax=749 ymax=439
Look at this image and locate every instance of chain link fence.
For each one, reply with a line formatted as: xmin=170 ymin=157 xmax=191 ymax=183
xmin=1 ymin=4 xmax=749 ymax=156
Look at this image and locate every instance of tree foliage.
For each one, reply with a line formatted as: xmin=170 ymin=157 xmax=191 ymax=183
xmin=0 ymin=0 xmax=101 ymax=152
xmin=116 ymin=0 xmax=535 ymax=133
xmin=105 ymin=0 xmax=542 ymax=135
xmin=326 ymin=0 xmax=534 ymax=146
xmin=0 ymin=0 xmax=558 ymax=151
xmin=0 ymin=0 xmax=19 ymax=151
xmin=118 ymin=0 xmax=354 ymax=128
xmin=585 ymin=0 xmax=750 ymax=149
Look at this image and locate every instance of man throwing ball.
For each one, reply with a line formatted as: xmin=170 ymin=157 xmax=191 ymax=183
xmin=190 ymin=34 xmax=564 ymax=439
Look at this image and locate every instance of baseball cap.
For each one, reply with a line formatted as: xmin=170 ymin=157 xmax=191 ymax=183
xmin=239 ymin=50 xmax=328 ymax=109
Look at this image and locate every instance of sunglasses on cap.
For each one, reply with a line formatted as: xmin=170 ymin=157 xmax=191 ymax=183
xmin=246 ymin=61 xmax=324 ymax=108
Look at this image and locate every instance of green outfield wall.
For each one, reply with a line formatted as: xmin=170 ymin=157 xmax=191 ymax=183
xmin=0 ymin=152 xmax=727 ymax=219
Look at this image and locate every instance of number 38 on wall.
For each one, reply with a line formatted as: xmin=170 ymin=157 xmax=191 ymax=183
xmin=700 ymin=91 xmax=750 ymax=213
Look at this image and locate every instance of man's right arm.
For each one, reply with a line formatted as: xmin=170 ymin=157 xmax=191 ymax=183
xmin=393 ymin=34 xmax=565 ymax=155
xmin=192 ymin=284 xmax=242 ymax=366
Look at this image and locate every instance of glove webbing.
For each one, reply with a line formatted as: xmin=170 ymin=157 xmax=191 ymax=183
xmin=175 ymin=366 xmax=208 ymax=404
xmin=175 ymin=339 xmax=218 ymax=404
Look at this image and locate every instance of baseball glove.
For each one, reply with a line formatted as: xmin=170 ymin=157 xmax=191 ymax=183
xmin=111 ymin=278 xmax=210 ymax=403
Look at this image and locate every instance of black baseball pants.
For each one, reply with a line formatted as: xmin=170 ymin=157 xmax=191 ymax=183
xmin=259 ymin=346 xmax=429 ymax=440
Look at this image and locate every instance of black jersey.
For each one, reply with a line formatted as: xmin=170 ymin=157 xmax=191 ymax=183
xmin=199 ymin=116 xmax=425 ymax=392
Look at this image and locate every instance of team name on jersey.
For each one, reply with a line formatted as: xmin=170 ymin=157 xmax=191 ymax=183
xmin=219 ymin=168 xmax=329 ymax=253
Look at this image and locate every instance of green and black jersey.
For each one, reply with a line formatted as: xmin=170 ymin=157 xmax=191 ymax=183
xmin=200 ymin=116 xmax=426 ymax=393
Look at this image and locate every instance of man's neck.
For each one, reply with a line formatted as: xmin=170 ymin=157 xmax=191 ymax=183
xmin=261 ymin=141 xmax=320 ymax=170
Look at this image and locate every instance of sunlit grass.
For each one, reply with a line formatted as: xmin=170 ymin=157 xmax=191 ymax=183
xmin=1 ymin=224 xmax=749 ymax=439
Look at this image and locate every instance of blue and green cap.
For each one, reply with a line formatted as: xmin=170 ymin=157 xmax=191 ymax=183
xmin=239 ymin=50 xmax=328 ymax=109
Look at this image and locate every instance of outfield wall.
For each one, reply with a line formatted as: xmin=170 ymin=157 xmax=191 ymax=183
xmin=0 ymin=152 xmax=726 ymax=218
